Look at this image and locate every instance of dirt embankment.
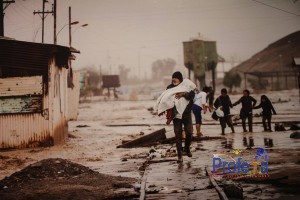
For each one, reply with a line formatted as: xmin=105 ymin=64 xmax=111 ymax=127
xmin=0 ymin=158 xmax=139 ymax=200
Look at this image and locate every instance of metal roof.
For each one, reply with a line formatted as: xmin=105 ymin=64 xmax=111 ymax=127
xmin=0 ymin=39 xmax=71 ymax=70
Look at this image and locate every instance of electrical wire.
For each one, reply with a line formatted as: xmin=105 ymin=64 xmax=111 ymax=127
xmin=251 ymin=0 xmax=300 ymax=16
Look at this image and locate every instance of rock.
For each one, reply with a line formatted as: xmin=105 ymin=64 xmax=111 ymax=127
xmin=275 ymin=123 xmax=286 ymax=132
xmin=290 ymin=132 xmax=300 ymax=139
xmin=290 ymin=124 xmax=300 ymax=131
xmin=76 ymin=125 xmax=90 ymax=128
xmin=223 ymin=184 xmax=243 ymax=199
xmin=121 ymin=158 xmax=128 ymax=162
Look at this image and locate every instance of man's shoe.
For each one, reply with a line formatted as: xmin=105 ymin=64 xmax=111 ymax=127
xmin=177 ymin=157 xmax=183 ymax=163
xmin=186 ymin=151 xmax=192 ymax=157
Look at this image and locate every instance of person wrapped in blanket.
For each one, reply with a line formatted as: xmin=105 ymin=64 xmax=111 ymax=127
xmin=213 ymin=88 xmax=235 ymax=135
xmin=165 ymin=71 xmax=195 ymax=163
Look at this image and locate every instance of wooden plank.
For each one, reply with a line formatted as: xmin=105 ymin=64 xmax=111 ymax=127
xmin=117 ymin=128 xmax=167 ymax=148
xmin=139 ymin=173 xmax=147 ymax=200
xmin=205 ymin=167 xmax=229 ymax=200
xmin=0 ymin=96 xmax=42 ymax=114
xmin=0 ymin=76 xmax=43 ymax=97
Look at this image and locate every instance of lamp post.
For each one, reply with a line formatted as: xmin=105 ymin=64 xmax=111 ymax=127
xmin=138 ymin=46 xmax=146 ymax=78
xmin=72 ymin=23 xmax=88 ymax=34
xmin=56 ymin=21 xmax=79 ymax=37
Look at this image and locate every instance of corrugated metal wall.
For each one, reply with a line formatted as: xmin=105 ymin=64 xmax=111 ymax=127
xmin=48 ymin=61 xmax=68 ymax=144
xmin=0 ymin=76 xmax=43 ymax=96
xmin=67 ymin=71 xmax=80 ymax=120
xmin=0 ymin=113 xmax=51 ymax=149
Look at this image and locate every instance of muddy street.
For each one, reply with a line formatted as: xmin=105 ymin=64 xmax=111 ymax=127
xmin=0 ymin=90 xmax=300 ymax=199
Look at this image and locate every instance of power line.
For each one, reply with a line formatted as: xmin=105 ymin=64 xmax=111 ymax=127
xmin=33 ymin=0 xmax=54 ymax=43
xmin=251 ymin=0 xmax=300 ymax=16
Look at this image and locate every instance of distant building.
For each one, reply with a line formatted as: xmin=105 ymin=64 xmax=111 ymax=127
xmin=0 ymin=38 xmax=76 ymax=149
xmin=230 ymin=31 xmax=300 ymax=91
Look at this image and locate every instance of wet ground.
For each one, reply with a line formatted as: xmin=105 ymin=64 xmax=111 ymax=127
xmin=0 ymin=89 xmax=299 ymax=199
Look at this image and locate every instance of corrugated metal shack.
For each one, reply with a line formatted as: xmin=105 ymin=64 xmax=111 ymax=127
xmin=0 ymin=38 xmax=72 ymax=149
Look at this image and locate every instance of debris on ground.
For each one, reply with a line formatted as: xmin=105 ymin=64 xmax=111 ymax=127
xmin=117 ymin=128 xmax=166 ymax=148
xmin=290 ymin=123 xmax=300 ymax=131
xmin=76 ymin=125 xmax=90 ymax=128
xmin=290 ymin=132 xmax=300 ymax=139
xmin=0 ymin=158 xmax=138 ymax=200
xmin=275 ymin=123 xmax=286 ymax=132
xmin=223 ymin=183 xmax=244 ymax=199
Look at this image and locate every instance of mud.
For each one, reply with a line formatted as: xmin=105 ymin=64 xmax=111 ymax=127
xmin=0 ymin=158 xmax=138 ymax=200
xmin=0 ymin=89 xmax=299 ymax=199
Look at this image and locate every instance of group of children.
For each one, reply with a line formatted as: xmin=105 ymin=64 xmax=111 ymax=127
xmin=160 ymin=71 xmax=276 ymax=163
xmin=192 ymin=87 xmax=276 ymax=135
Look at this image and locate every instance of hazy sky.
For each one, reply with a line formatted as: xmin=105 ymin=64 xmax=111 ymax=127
xmin=3 ymin=0 xmax=300 ymax=77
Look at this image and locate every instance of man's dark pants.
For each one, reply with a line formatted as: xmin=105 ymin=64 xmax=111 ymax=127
xmin=173 ymin=113 xmax=193 ymax=158
xmin=241 ymin=111 xmax=253 ymax=132
xmin=220 ymin=115 xmax=235 ymax=134
xmin=262 ymin=115 xmax=272 ymax=131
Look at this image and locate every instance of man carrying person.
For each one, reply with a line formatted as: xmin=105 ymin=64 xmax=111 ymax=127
xmin=166 ymin=71 xmax=195 ymax=163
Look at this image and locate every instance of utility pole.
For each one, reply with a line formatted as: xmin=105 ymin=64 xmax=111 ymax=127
xmin=1 ymin=0 xmax=15 ymax=37
xmin=69 ymin=6 xmax=71 ymax=47
xmin=53 ymin=0 xmax=56 ymax=44
xmin=33 ymin=0 xmax=54 ymax=43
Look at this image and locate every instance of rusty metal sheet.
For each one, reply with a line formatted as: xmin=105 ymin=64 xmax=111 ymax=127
xmin=0 ymin=39 xmax=71 ymax=70
xmin=0 ymin=113 xmax=51 ymax=149
xmin=0 ymin=76 xmax=43 ymax=96
xmin=0 ymin=96 xmax=42 ymax=114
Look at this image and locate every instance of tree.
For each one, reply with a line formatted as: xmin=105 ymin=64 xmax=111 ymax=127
xmin=152 ymin=58 xmax=176 ymax=80
xmin=223 ymin=72 xmax=242 ymax=93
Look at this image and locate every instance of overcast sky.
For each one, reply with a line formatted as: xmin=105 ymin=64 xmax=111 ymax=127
xmin=3 ymin=0 xmax=300 ymax=77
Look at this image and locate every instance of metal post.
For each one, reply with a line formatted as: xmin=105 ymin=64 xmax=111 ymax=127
xmin=271 ymin=75 xmax=274 ymax=90
xmin=244 ymin=73 xmax=247 ymax=89
xmin=212 ymin=67 xmax=216 ymax=91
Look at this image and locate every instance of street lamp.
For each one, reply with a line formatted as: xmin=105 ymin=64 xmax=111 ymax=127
xmin=138 ymin=46 xmax=146 ymax=78
xmin=72 ymin=23 xmax=89 ymax=34
xmin=56 ymin=21 xmax=79 ymax=37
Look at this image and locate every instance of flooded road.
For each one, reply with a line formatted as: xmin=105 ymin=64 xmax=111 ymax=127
xmin=0 ymin=89 xmax=299 ymax=199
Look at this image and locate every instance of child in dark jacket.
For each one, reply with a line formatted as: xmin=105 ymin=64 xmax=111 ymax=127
xmin=253 ymin=95 xmax=276 ymax=132
xmin=214 ymin=88 xmax=235 ymax=135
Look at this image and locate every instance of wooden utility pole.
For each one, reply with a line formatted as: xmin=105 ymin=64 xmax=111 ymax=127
xmin=0 ymin=0 xmax=3 ymax=36
xmin=1 ymin=0 xmax=15 ymax=36
xmin=53 ymin=0 xmax=56 ymax=44
xmin=69 ymin=6 xmax=71 ymax=47
xmin=33 ymin=0 xmax=54 ymax=43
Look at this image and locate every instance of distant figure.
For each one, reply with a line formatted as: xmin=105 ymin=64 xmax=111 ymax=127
xmin=214 ymin=88 xmax=235 ymax=135
xmin=192 ymin=86 xmax=210 ymax=137
xmin=113 ymin=88 xmax=118 ymax=99
xmin=208 ymin=86 xmax=215 ymax=111
xmin=253 ymin=95 xmax=276 ymax=132
xmin=233 ymin=90 xmax=257 ymax=132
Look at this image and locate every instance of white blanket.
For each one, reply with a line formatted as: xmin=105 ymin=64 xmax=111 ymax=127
xmin=154 ymin=79 xmax=196 ymax=119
